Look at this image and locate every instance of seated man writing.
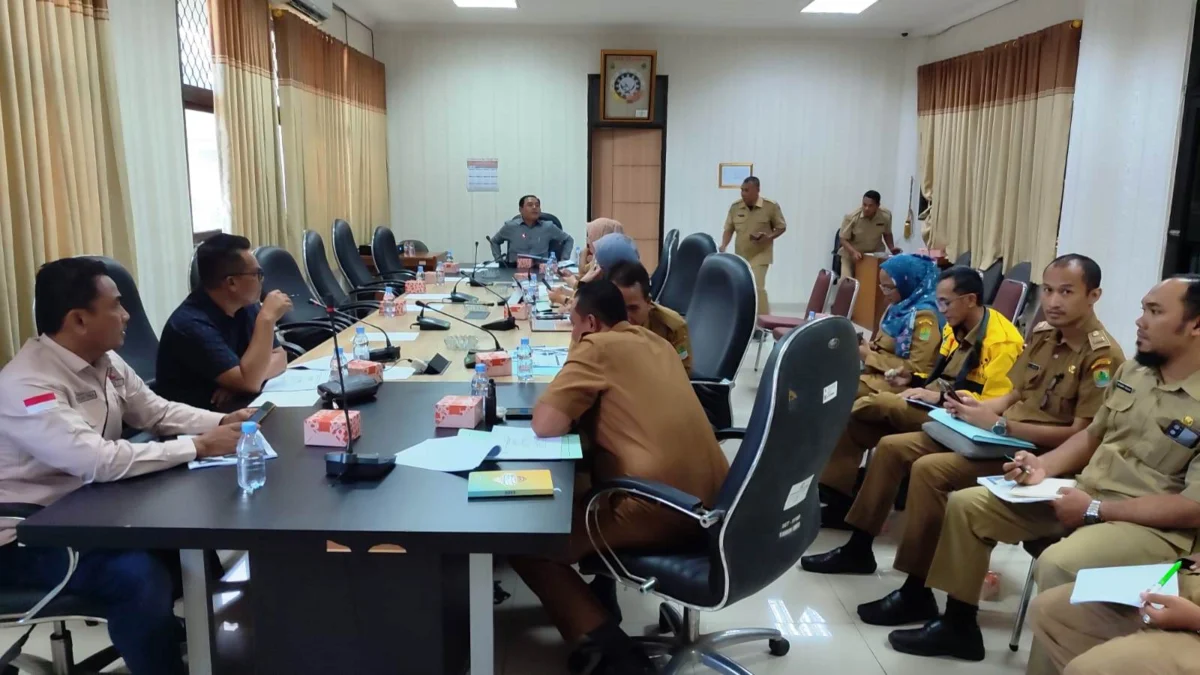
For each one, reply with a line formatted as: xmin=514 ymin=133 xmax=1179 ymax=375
xmin=803 ymin=256 xmax=1124 ymax=621
xmin=0 ymin=258 xmax=250 ymax=675
xmin=604 ymin=261 xmax=693 ymax=374
xmin=515 ymin=280 xmax=729 ymax=675
xmin=157 ymin=234 xmax=291 ymax=410
xmin=856 ymin=254 xmax=944 ymax=399
xmin=886 ymin=276 xmax=1200 ymax=664
xmin=818 ymin=266 xmax=1025 ymax=527
xmin=491 ymin=194 xmax=574 ymax=265
xmin=1031 ymin=553 xmax=1200 ymax=675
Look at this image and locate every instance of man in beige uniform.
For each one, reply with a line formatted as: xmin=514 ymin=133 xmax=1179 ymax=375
xmin=0 ymin=258 xmax=248 ymax=675
xmin=839 ymin=190 xmax=901 ymax=281
xmin=720 ymin=176 xmax=786 ymax=314
xmin=887 ymin=276 xmax=1200 ymax=665
xmin=607 ymin=261 xmax=693 ymax=373
xmin=1031 ymin=554 xmax=1200 ymax=674
xmin=517 ymin=280 xmax=728 ymax=675
xmin=804 ymin=256 xmax=1123 ymax=624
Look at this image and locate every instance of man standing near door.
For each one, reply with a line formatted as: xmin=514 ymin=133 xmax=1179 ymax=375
xmin=719 ymin=176 xmax=787 ymax=314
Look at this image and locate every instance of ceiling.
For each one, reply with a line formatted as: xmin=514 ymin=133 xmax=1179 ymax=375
xmin=339 ymin=0 xmax=1018 ymax=36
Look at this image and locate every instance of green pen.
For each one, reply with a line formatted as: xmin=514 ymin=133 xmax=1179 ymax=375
xmin=1149 ymin=560 xmax=1184 ymax=595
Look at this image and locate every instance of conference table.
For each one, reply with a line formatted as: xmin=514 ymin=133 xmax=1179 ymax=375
xmin=17 ymin=267 xmax=580 ymax=675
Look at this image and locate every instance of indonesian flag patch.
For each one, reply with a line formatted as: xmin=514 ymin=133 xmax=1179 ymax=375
xmin=23 ymin=392 xmax=58 ymax=415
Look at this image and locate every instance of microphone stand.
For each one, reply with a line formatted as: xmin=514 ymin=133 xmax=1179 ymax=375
xmin=315 ymin=304 xmax=394 ymax=482
xmin=308 ymin=300 xmax=399 ymax=362
xmin=414 ymin=301 xmax=506 ymax=367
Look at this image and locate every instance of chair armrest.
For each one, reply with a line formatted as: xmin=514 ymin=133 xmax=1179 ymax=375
xmin=0 ymin=503 xmax=43 ymax=521
xmin=714 ymin=428 xmax=746 ymax=441
xmin=589 ymin=477 xmax=705 ymax=515
xmin=346 ymin=286 xmax=387 ymax=298
xmin=276 ymin=321 xmax=340 ymax=333
xmin=279 ymin=338 xmax=306 ymax=359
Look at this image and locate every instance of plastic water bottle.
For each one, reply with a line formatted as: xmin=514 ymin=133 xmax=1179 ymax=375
xmin=436 ymin=261 xmax=446 ymax=284
xmin=546 ymin=252 xmax=559 ymax=282
xmin=329 ymin=347 xmax=349 ymax=382
xmin=470 ymin=363 xmax=489 ymax=399
xmin=417 ymin=263 xmax=425 ymax=282
xmin=572 ymin=246 xmax=581 ymax=265
xmin=236 ymin=422 xmax=267 ymax=493
xmin=516 ymin=337 xmax=533 ymax=383
xmin=352 ymin=326 xmax=371 ymax=361
xmin=807 ymin=310 xmax=817 ymax=321
xmin=529 ymin=274 xmax=539 ymax=304
xmin=381 ymin=286 xmax=397 ymax=318
xmin=446 ymin=250 xmax=455 ymax=263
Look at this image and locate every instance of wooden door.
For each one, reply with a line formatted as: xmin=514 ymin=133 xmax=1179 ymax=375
xmin=590 ymin=128 xmax=662 ymax=270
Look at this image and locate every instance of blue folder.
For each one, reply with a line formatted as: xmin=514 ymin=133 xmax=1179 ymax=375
xmin=927 ymin=408 xmax=1036 ymax=450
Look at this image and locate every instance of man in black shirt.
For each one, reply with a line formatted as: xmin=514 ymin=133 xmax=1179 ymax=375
xmin=156 ymin=234 xmax=291 ymax=410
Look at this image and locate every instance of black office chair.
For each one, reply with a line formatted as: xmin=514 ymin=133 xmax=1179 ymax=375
xmin=1006 ymin=261 xmax=1032 ymax=285
xmin=656 ymin=233 xmax=717 ymax=316
xmin=255 ymin=246 xmax=352 ymax=355
xmin=578 ymin=317 xmax=860 ymax=674
xmin=509 ymin=213 xmax=563 ymax=230
xmin=80 ymin=256 xmax=158 ymax=389
xmin=0 ymin=504 xmax=121 ymax=675
xmin=954 ymin=250 xmax=973 ymax=268
xmin=371 ymin=226 xmax=419 ymax=282
xmin=650 ymin=229 xmax=679 ymax=301
xmin=398 ymin=239 xmax=429 ymax=254
xmin=830 ymin=229 xmax=843 ymax=280
xmin=980 ymin=257 xmax=1004 ymax=305
xmin=188 ymin=244 xmax=202 ymax=293
xmin=332 ymin=220 xmax=411 ymax=291
xmin=302 ymin=230 xmax=388 ymax=318
xmin=688 ymin=253 xmax=757 ymax=430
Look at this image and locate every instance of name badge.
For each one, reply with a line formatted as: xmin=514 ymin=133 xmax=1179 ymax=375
xmin=1027 ymin=363 xmax=1041 ymax=371
xmin=1114 ymin=381 xmax=1133 ymax=394
xmin=74 ymin=390 xmax=98 ymax=403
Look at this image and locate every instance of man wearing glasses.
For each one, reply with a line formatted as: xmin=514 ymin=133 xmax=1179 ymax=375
xmin=157 ymin=234 xmax=291 ymax=410
xmin=810 ymin=265 xmax=1025 ymax=529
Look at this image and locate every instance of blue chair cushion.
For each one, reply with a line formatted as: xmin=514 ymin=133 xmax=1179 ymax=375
xmin=580 ymin=551 xmax=720 ymax=607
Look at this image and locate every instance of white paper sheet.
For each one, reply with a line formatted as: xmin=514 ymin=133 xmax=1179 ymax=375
xmin=976 ymin=476 xmax=1057 ymax=504
xmin=261 ymin=370 xmax=329 ymax=393
xmin=250 ymin=390 xmax=319 ymax=408
xmin=1008 ymin=478 xmax=1078 ymax=500
xmin=393 ymin=437 xmax=500 ymax=473
xmin=368 ymin=331 xmax=419 ymax=343
xmin=1070 ymin=563 xmax=1180 ymax=607
xmin=457 ymin=427 xmax=582 ymax=460
xmin=406 ymin=303 xmax=445 ymax=312
xmin=185 ymin=432 xmax=279 ymax=470
xmin=383 ymin=366 xmax=416 ymax=382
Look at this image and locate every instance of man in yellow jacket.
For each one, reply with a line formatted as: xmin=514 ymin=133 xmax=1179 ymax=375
xmin=816 ymin=266 xmax=1025 ymax=528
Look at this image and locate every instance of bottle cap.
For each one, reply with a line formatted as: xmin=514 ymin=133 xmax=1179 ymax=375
xmin=356 ymin=326 xmax=366 ymax=333
xmin=241 ymin=421 xmax=258 ymax=434
xmin=475 ymin=363 xmax=486 ymax=373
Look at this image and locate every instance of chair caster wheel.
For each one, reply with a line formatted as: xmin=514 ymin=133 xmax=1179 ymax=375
xmin=768 ymin=637 xmax=790 ymax=656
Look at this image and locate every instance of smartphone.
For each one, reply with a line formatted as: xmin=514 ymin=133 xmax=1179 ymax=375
xmin=1166 ymin=420 xmax=1200 ymax=448
xmin=505 ymin=406 xmax=534 ymax=420
xmin=940 ymin=381 xmax=964 ymax=404
xmin=248 ymin=402 xmax=277 ymax=425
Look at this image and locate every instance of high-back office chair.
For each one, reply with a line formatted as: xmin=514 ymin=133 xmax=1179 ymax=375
xmin=828 ymin=276 xmax=859 ymax=318
xmin=189 ymin=244 xmax=202 ymax=293
xmin=980 ymin=258 xmax=1004 ymax=305
xmin=656 ymin=233 xmax=717 ymax=316
xmin=954 ymin=250 xmax=973 ymax=268
xmin=1006 ymin=261 xmax=1032 ymax=285
xmin=687 ymin=254 xmax=758 ymax=429
xmin=256 ymin=246 xmax=353 ymax=355
xmin=992 ymin=279 xmax=1029 ymax=322
xmin=831 ymin=230 xmax=843 ymax=279
xmin=579 ymin=317 xmax=860 ymax=674
xmin=1023 ymin=302 xmax=1046 ymax=340
xmin=81 ymin=256 xmax=158 ymax=389
xmin=508 ymin=213 xmax=563 ymax=230
xmin=371 ymin=227 xmax=414 ymax=281
xmin=753 ymin=268 xmax=835 ymax=371
xmin=302 ymin=231 xmax=389 ymax=319
xmin=0 ymin=504 xmax=121 ymax=675
xmin=650 ymin=229 xmax=680 ymax=301
xmin=333 ymin=220 xmax=411 ymax=290
xmin=397 ymin=239 xmax=429 ymax=254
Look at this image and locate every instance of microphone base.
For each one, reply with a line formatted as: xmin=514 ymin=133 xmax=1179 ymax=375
xmin=449 ymin=292 xmax=477 ymax=303
xmin=482 ymin=318 xmax=518 ymax=331
xmin=468 ymin=278 xmax=487 ymax=288
xmin=369 ymin=346 xmax=400 ymax=362
xmin=417 ymin=316 xmax=451 ymax=331
xmin=325 ymin=452 xmax=396 ymax=482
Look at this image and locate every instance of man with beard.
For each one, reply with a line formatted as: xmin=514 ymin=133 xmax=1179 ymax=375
xmin=885 ymin=276 xmax=1200 ymax=669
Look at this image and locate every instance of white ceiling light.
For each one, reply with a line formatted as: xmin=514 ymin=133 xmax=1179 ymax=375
xmin=801 ymin=0 xmax=880 ymax=14
xmin=453 ymin=0 xmax=518 ymax=8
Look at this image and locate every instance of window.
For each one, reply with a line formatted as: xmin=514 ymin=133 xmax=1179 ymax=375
xmin=177 ymin=0 xmax=224 ymax=238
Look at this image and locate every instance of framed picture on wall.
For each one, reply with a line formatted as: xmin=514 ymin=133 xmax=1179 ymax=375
xmin=719 ymin=163 xmax=754 ymax=188
xmin=600 ymin=50 xmax=657 ymax=122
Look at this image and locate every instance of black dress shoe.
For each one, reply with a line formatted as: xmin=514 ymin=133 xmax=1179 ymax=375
xmin=887 ymin=618 xmax=985 ymax=661
xmin=857 ymin=590 xmax=939 ymax=626
xmin=800 ymin=546 xmax=877 ymax=575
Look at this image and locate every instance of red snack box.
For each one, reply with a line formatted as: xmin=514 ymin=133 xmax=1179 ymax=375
xmin=513 ymin=272 xmax=530 ymax=283
xmin=404 ymin=279 xmax=426 ymax=294
xmin=443 ymin=262 xmax=461 ymax=275
xmin=476 ymin=351 xmax=512 ymax=377
xmin=508 ymin=303 xmax=529 ymax=321
xmin=434 ymin=395 xmax=484 ymax=429
xmin=423 ymin=271 xmax=438 ymax=284
xmin=304 ymin=409 xmax=362 ymax=447
xmin=348 ymin=359 xmax=383 ymax=383
xmin=517 ymin=257 xmax=532 ymax=270
xmin=393 ymin=294 xmax=409 ymax=315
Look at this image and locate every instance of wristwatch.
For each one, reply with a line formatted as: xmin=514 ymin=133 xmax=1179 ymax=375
xmin=1084 ymin=499 xmax=1103 ymax=526
xmin=991 ymin=416 xmax=1009 ymax=437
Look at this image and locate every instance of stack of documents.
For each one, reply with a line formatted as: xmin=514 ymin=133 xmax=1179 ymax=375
xmin=1070 ymin=563 xmax=1180 ymax=607
xmin=977 ymin=476 xmax=1077 ymax=503
xmin=251 ymin=370 xmax=326 ymax=407
xmin=929 ymin=408 xmax=1037 ymax=450
xmin=457 ymin=427 xmax=582 ymax=460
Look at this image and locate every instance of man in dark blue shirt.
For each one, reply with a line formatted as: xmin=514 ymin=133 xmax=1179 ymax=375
xmin=156 ymin=234 xmax=291 ymax=410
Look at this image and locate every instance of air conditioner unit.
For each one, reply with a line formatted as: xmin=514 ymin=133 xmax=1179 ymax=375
xmin=270 ymin=0 xmax=332 ymax=25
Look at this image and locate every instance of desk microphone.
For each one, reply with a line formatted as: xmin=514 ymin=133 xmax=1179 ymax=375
xmin=307 ymin=299 xmax=399 ymax=362
xmin=413 ymin=306 xmax=451 ymax=331
xmin=414 ymin=301 xmax=505 ymax=354
xmin=312 ymin=304 xmax=395 ymax=482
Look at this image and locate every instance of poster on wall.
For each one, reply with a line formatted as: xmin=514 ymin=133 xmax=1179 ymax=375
xmin=467 ymin=159 xmax=499 ymax=192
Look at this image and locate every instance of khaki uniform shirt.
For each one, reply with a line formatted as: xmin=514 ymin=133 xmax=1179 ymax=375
xmin=861 ymin=309 xmax=942 ymax=394
xmin=539 ymin=323 xmax=729 ymax=506
xmin=840 ymin=206 xmax=893 ymax=255
xmin=0 ymin=337 xmax=224 ymax=545
xmin=1079 ymin=361 xmax=1200 ymax=550
xmin=1005 ymin=317 xmax=1124 ymax=431
xmin=723 ymin=198 xmax=787 ymax=266
xmin=646 ymin=302 xmax=692 ymax=374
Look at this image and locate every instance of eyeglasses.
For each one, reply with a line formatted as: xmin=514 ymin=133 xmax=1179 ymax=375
xmin=230 ymin=270 xmax=266 ymax=281
xmin=936 ymin=295 xmax=966 ymax=311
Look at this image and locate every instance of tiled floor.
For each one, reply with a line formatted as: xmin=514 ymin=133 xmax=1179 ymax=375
xmin=1 ymin=328 xmax=1038 ymax=674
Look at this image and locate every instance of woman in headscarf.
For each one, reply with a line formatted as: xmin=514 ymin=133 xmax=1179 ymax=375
xmin=560 ymin=218 xmax=624 ymax=289
xmin=858 ymin=254 xmax=945 ymax=398
xmin=549 ymin=232 xmax=641 ymax=305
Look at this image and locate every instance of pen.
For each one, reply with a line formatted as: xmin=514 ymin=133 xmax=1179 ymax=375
xmin=1148 ymin=560 xmax=1184 ymax=596
xmin=1005 ymin=454 xmax=1031 ymax=475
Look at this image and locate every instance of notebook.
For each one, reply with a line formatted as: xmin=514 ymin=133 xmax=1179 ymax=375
xmin=927 ymin=408 xmax=1036 ymax=450
xmin=467 ymin=469 xmax=555 ymax=498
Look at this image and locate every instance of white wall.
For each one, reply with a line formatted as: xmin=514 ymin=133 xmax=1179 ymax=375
xmin=925 ymin=0 xmax=1085 ymax=63
xmin=1059 ymin=0 xmax=1196 ymax=349
xmin=378 ymin=29 xmax=908 ymax=304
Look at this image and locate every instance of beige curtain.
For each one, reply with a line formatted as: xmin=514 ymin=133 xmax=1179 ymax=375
xmin=0 ymin=0 xmax=135 ymax=364
xmin=918 ymin=21 xmax=1082 ymax=281
xmin=210 ymin=0 xmax=285 ymax=252
xmin=345 ymin=48 xmax=390 ymax=239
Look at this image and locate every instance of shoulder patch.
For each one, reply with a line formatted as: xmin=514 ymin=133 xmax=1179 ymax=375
xmin=1032 ymin=321 xmax=1053 ymax=333
xmin=1087 ymin=329 xmax=1112 ymax=351
xmin=676 ymin=345 xmax=689 ymax=361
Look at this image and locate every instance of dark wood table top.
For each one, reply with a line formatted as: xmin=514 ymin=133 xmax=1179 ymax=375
xmin=19 ymin=382 xmax=575 ymax=557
